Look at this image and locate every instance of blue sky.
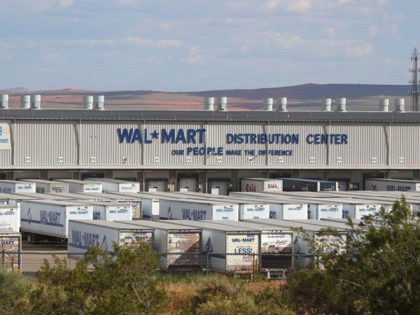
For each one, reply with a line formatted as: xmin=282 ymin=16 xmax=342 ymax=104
xmin=0 ymin=0 xmax=418 ymax=91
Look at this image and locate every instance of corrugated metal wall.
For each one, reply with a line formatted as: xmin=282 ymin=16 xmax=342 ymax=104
xmin=13 ymin=121 xmax=77 ymax=168
xmin=3 ymin=120 xmax=420 ymax=171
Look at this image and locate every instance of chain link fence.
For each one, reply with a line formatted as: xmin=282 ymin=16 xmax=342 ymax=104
xmin=2 ymin=250 xmax=318 ymax=279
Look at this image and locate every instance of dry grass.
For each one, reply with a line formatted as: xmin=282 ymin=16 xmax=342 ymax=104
xmin=161 ymin=274 xmax=286 ymax=314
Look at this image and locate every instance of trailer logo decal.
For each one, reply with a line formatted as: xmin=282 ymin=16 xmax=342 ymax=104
xmin=70 ymin=230 xmax=101 ymax=249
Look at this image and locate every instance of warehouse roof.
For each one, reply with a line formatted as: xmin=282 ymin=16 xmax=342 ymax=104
xmin=0 ymin=109 xmax=420 ymax=123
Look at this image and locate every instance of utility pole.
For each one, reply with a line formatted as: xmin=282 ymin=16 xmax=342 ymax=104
xmin=409 ymin=48 xmax=419 ymax=111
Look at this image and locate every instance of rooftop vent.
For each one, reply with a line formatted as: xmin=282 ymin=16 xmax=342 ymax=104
xmin=1 ymin=94 xmax=9 ymax=109
xmin=95 ymin=95 xmax=105 ymax=110
xmin=394 ymin=98 xmax=405 ymax=112
xmin=218 ymin=96 xmax=227 ymax=111
xmin=31 ymin=94 xmax=41 ymax=110
xmin=204 ymin=97 xmax=215 ymax=111
xmin=264 ymin=97 xmax=273 ymax=111
xmin=322 ymin=98 xmax=332 ymax=112
xmin=21 ymin=95 xmax=31 ymax=109
xmin=336 ymin=98 xmax=346 ymax=112
xmin=278 ymin=97 xmax=287 ymax=112
xmin=379 ymin=98 xmax=389 ymax=112
xmin=83 ymin=95 xmax=94 ymax=110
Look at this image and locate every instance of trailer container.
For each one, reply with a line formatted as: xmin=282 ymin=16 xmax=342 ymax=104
xmin=246 ymin=219 xmax=347 ymax=268
xmin=280 ymin=178 xmax=338 ymax=192
xmin=215 ymin=220 xmax=294 ymax=270
xmin=90 ymin=202 xmax=132 ymax=221
xmin=365 ymin=178 xmax=420 ymax=191
xmin=0 ymin=180 xmax=36 ymax=193
xmin=306 ymin=200 xmax=343 ymax=220
xmin=22 ymin=179 xmax=69 ymax=193
xmin=240 ymin=178 xmax=283 ymax=193
xmin=117 ymin=220 xmax=202 ymax=270
xmin=93 ymin=192 xmax=143 ymax=219
xmin=20 ymin=200 xmax=93 ymax=241
xmin=159 ymin=198 xmax=239 ymax=221
xmin=167 ymin=220 xmax=260 ymax=274
xmin=341 ymin=199 xmax=391 ymax=219
xmin=55 ymin=179 xmax=102 ymax=193
xmin=0 ymin=205 xmax=20 ymax=232
xmin=229 ymin=191 xmax=309 ymax=219
xmin=85 ymin=178 xmax=140 ymax=193
xmin=125 ymin=193 xmax=160 ymax=220
xmin=0 ymin=230 xmax=21 ymax=272
xmin=68 ymin=220 xmax=154 ymax=258
xmin=161 ymin=191 xmax=271 ymax=220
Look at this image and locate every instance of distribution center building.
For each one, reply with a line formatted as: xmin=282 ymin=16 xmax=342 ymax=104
xmin=0 ymin=96 xmax=419 ymax=193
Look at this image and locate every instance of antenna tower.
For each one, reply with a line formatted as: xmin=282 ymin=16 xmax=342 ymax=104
xmin=410 ymin=48 xmax=420 ymax=111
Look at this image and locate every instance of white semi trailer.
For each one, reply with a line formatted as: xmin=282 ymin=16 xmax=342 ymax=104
xmin=0 ymin=180 xmax=36 ymax=193
xmin=55 ymin=179 xmax=103 ymax=193
xmin=117 ymin=220 xmax=203 ymax=270
xmin=240 ymin=178 xmax=283 ymax=193
xmin=0 ymin=205 xmax=20 ymax=232
xmin=365 ymin=178 xmax=420 ymax=192
xmin=90 ymin=202 xmax=132 ymax=221
xmin=68 ymin=220 xmax=154 ymax=258
xmin=169 ymin=220 xmax=261 ymax=274
xmin=85 ymin=178 xmax=140 ymax=193
xmin=247 ymin=219 xmax=347 ymax=269
xmin=20 ymin=200 xmax=93 ymax=241
xmin=22 ymin=179 xmax=69 ymax=193
xmin=159 ymin=198 xmax=239 ymax=221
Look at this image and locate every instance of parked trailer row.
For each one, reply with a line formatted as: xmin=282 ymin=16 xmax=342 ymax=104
xmin=66 ymin=218 xmax=352 ymax=274
xmin=157 ymin=191 xmax=271 ymax=220
xmin=68 ymin=220 xmax=154 ymax=258
xmin=85 ymin=178 xmax=140 ymax=193
xmin=0 ymin=180 xmax=36 ymax=193
xmin=245 ymin=219 xmax=348 ymax=269
xmin=364 ymin=178 xmax=420 ymax=192
xmin=280 ymin=178 xmax=339 ymax=192
xmin=117 ymin=220 xmax=203 ymax=270
xmin=22 ymin=179 xmax=69 ymax=193
xmin=229 ymin=191 xmax=396 ymax=220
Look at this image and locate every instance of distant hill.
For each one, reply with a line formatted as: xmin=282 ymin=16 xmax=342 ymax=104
xmin=187 ymin=83 xmax=411 ymax=100
xmin=0 ymin=84 xmax=414 ymax=111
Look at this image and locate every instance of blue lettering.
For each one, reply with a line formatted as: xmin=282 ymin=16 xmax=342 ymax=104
xmin=117 ymin=128 xmax=133 ymax=143
xmin=307 ymin=134 xmax=348 ymax=144
xmin=131 ymin=129 xmax=142 ymax=143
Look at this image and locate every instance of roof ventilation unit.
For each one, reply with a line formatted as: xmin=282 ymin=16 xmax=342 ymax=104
xmin=83 ymin=96 xmax=94 ymax=110
xmin=336 ymin=98 xmax=347 ymax=112
xmin=21 ymin=95 xmax=31 ymax=109
xmin=31 ymin=94 xmax=41 ymax=110
xmin=1 ymin=94 xmax=9 ymax=109
xmin=204 ymin=97 xmax=215 ymax=111
xmin=95 ymin=95 xmax=105 ymax=110
xmin=379 ymin=98 xmax=389 ymax=112
xmin=278 ymin=97 xmax=288 ymax=112
xmin=218 ymin=96 xmax=227 ymax=111
xmin=394 ymin=98 xmax=405 ymax=112
xmin=322 ymin=98 xmax=332 ymax=112
xmin=264 ymin=97 xmax=273 ymax=111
